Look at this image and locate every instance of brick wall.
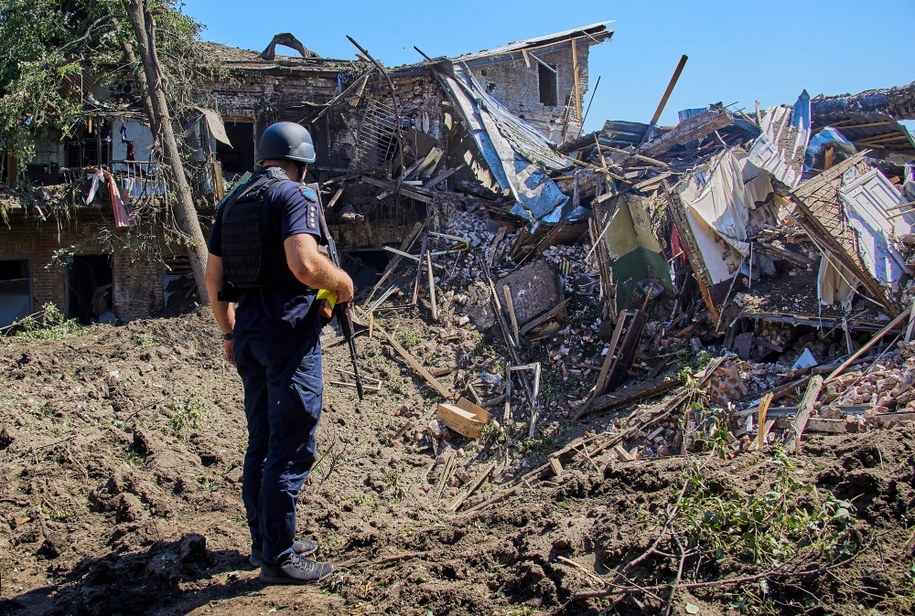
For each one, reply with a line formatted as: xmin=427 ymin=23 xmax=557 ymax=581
xmin=0 ymin=206 xmax=180 ymax=322
xmin=469 ymin=41 xmax=591 ymax=143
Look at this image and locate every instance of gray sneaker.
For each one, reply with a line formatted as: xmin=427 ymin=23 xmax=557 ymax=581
xmin=259 ymin=553 xmax=333 ymax=584
xmin=250 ymin=539 xmax=318 ymax=567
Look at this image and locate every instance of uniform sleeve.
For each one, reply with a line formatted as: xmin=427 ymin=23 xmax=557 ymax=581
xmin=207 ymin=205 xmax=224 ymax=256
xmin=274 ymin=181 xmax=322 ymax=241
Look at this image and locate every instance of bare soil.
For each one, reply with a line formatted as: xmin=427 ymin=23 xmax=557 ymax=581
xmin=1 ymin=308 xmax=913 ymax=615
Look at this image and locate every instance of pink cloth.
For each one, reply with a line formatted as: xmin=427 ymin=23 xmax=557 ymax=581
xmin=103 ymin=171 xmax=136 ymax=228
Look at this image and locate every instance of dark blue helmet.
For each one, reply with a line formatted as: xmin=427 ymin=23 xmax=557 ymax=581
xmin=257 ymin=122 xmax=316 ymax=164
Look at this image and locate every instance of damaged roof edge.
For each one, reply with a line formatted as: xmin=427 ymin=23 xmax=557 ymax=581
xmin=453 ymin=21 xmax=614 ymax=66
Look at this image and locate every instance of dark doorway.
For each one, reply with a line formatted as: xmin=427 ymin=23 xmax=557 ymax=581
xmin=67 ymin=255 xmax=113 ymax=324
xmin=0 ymin=259 xmax=31 ymax=327
xmin=217 ymin=121 xmax=255 ymax=176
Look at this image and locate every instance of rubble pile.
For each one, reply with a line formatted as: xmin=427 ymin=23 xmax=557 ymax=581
xmin=340 ymin=72 xmax=915 ymax=475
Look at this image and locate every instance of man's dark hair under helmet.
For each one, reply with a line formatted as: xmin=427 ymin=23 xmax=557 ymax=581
xmin=257 ymin=122 xmax=316 ymax=165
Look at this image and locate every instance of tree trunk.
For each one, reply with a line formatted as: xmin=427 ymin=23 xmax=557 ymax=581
xmin=125 ymin=0 xmax=209 ymax=304
xmin=121 ymin=39 xmax=161 ymax=144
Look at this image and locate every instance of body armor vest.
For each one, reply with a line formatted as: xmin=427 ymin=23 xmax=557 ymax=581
xmin=219 ymin=169 xmax=312 ymax=295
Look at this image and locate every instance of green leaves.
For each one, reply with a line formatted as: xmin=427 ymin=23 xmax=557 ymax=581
xmin=0 ymin=0 xmax=217 ymax=161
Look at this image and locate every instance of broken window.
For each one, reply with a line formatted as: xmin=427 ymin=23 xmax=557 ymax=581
xmin=67 ymin=255 xmax=113 ymax=325
xmin=162 ymin=257 xmax=195 ymax=311
xmin=538 ymin=63 xmax=557 ymax=107
xmin=66 ymin=121 xmax=110 ymax=169
xmin=0 ymin=259 xmax=31 ymax=327
xmin=217 ymin=121 xmax=255 ymax=176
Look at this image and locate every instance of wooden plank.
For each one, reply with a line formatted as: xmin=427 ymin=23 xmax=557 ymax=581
xmin=376 ymin=323 xmax=452 ymax=400
xmin=756 ymin=392 xmax=774 ymax=449
xmin=825 ymin=311 xmax=909 ymax=383
xmin=426 ymin=251 xmax=437 ymax=321
xmin=486 ymin=225 xmax=507 ymax=268
xmin=784 ymin=375 xmax=824 ymax=454
xmin=906 ymin=297 xmax=915 ymax=344
xmin=579 ymin=378 xmax=682 ymax=420
xmin=520 ymin=298 xmax=570 ymax=335
xmin=548 ymin=457 xmax=564 ymax=478
xmin=435 ymin=452 xmax=455 ymax=499
xmin=360 ymin=175 xmax=434 ymax=203
xmin=412 ymin=233 xmax=428 ymax=306
xmin=448 ymin=463 xmax=496 ymax=512
xmin=649 ymin=54 xmax=688 ymax=126
xmin=605 ymin=310 xmax=648 ymax=390
xmin=502 ymin=284 xmax=521 ymax=345
xmin=872 ymin=412 xmax=915 ymax=426
xmin=362 ymin=221 xmax=424 ymax=309
xmin=586 ymin=314 xmax=628 ymax=409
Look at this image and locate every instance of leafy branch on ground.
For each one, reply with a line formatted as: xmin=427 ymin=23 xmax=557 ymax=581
xmin=11 ymin=303 xmax=82 ymax=340
xmin=567 ymin=448 xmax=863 ymax=613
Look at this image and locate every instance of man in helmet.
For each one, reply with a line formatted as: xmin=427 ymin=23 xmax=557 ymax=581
xmin=205 ymin=121 xmax=354 ymax=584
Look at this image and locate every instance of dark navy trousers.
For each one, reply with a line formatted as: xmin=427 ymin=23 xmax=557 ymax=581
xmin=234 ymin=335 xmax=323 ymax=565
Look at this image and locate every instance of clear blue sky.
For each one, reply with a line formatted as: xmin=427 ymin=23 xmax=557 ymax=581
xmin=184 ymin=1 xmax=915 ymax=132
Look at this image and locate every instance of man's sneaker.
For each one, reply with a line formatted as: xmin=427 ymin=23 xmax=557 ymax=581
xmin=249 ymin=539 xmax=318 ymax=567
xmin=259 ymin=553 xmax=333 ymax=584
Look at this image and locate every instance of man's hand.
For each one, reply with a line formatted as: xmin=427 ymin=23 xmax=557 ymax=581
xmin=223 ymin=339 xmax=235 ymax=365
xmin=336 ymin=275 xmax=355 ymax=304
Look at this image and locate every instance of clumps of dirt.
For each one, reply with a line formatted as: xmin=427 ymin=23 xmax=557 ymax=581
xmin=2 ymin=308 xmax=915 ymax=615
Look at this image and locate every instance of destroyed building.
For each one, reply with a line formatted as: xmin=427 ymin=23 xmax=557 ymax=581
xmin=0 ymin=23 xmax=611 ymax=327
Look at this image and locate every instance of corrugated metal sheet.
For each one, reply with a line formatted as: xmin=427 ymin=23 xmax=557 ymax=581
xmin=434 ymin=63 xmax=572 ymax=225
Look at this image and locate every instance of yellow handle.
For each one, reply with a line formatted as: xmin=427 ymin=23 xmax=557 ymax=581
xmin=316 ymin=289 xmax=337 ymax=319
xmin=316 ymin=288 xmax=337 ymax=308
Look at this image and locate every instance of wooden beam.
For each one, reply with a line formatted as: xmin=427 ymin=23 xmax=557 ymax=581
xmin=426 ymin=251 xmax=438 ymax=321
xmin=906 ymin=297 xmax=915 ymax=344
xmin=375 ymin=323 xmax=452 ymax=400
xmin=756 ymin=392 xmax=774 ymax=449
xmin=825 ymin=310 xmax=909 ymax=383
xmin=570 ymin=37 xmax=582 ymax=122
xmin=503 ymin=284 xmax=521 ymax=345
xmin=423 ymin=164 xmax=466 ymax=190
xmin=577 ymin=378 xmax=682 ymax=420
xmin=650 ymin=54 xmax=688 ymax=125
xmin=326 ymin=187 xmax=344 ymax=209
xmin=784 ymin=376 xmax=824 ymax=454
xmin=448 ymin=463 xmax=496 ymax=512
xmin=362 ymin=221 xmax=424 ymax=309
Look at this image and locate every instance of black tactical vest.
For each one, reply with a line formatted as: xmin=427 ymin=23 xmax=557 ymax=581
xmin=218 ymin=168 xmax=313 ymax=294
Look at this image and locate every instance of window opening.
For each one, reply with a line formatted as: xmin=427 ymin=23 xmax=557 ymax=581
xmin=538 ymin=63 xmax=557 ymax=107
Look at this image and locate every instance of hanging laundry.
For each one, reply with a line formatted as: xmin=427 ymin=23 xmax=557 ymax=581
xmin=102 ymin=170 xmax=136 ymax=228
xmin=120 ymin=123 xmax=128 ymax=143
xmin=126 ymin=141 xmax=135 ymax=161
xmin=85 ymin=169 xmax=105 ymax=204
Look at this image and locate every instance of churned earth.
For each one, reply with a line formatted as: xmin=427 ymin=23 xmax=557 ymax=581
xmin=0 ymin=308 xmax=913 ymax=615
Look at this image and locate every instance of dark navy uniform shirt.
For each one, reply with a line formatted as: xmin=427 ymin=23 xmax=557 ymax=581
xmin=208 ymin=167 xmax=322 ymax=344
